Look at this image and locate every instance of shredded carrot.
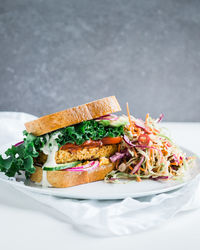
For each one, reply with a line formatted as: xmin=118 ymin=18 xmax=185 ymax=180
xmin=114 ymin=145 xmax=121 ymax=169
xmin=126 ymin=102 xmax=134 ymax=133
xmin=140 ymin=167 xmax=146 ymax=171
xmin=129 ymin=166 xmax=133 ymax=170
xmin=145 ymin=159 xmax=148 ymax=171
xmin=149 ymin=149 xmax=152 ymax=164
xmin=115 ymin=159 xmax=120 ymax=169
xmin=153 ymin=144 xmax=164 ymax=161
xmin=162 ymin=149 xmax=168 ymax=156
xmin=136 ymin=175 xmax=141 ymax=182
xmin=146 ymin=126 xmax=152 ymax=132
xmin=152 ymin=149 xmax=154 ymax=162
xmin=145 ymin=113 xmax=149 ymax=124
xmin=152 ymin=130 xmax=158 ymax=135
xmin=136 ymin=129 xmax=141 ymax=136
xmin=170 ymin=162 xmax=177 ymax=166
xmin=133 ymin=147 xmax=138 ymax=157
xmin=169 ymin=166 xmax=174 ymax=175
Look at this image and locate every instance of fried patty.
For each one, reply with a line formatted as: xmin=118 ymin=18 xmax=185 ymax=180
xmin=37 ymin=145 xmax=118 ymax=165
xmin=55 ymin=145 xmax=117 ymax=164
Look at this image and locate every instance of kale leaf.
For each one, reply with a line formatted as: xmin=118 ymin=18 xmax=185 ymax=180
xmin=55 ymin=120 xmax=124 ymax=147
xmin=0 ymin=132 xmax=47 ymax=178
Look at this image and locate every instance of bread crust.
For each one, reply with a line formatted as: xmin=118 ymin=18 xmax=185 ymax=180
xmin=30 ymin=164 xmax=114 ymax=188
xmin=25 ymin=96 xmax=121 ymax=136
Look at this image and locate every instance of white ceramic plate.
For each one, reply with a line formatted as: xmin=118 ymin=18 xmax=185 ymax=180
xmin=0 ymin=144 xmax=199 ymax=200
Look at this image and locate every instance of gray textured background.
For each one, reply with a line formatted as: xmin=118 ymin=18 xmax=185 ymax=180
xmin=0 ymin=0 xmax=200 ymax=121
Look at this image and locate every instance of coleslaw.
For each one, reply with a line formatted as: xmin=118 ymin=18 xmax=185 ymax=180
xmin=105 ymin=104 xmax=195 ymax=183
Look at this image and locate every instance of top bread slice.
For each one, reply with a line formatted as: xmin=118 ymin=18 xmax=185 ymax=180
xmin=25 ymin=96 xmax=121 ymax=136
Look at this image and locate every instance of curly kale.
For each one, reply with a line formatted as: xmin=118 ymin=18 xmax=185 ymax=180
xmin=56 ymin=120 xmax=124 ymax=147
xmin=0 ymin=132 xmax=47 ymax=178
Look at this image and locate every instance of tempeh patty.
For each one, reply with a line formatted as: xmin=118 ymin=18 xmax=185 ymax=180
xmin=36 ymin=145 xmax=118 ymax=165
xmin=55 ymin=145 xmax=117 ymax=164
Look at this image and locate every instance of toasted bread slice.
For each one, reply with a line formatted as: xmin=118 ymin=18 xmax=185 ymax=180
xmin=25 ymin=96 xmax=121 ymax=136
xmin=30 ymin=163 xmax=114 ymax=188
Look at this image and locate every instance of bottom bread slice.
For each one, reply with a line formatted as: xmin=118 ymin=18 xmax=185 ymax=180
xmin=30 ymin=164 xmax=114 ymax=188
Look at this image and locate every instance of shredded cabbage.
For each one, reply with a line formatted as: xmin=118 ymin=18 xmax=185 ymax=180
xmin=105 ymin=113 xmax=195 ymax=183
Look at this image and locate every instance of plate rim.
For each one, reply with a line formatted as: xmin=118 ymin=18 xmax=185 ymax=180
xmin=0 ymin=146 xmax=199 ymax=200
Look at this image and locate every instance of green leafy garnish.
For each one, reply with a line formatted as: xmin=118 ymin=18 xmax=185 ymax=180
xmin=0 ymin=120 xmax=125 ymax=178
xmin=0 ymin=132 xmax=47 ymax=178
xmin=56 ymin=120 xmax=124 ymax=147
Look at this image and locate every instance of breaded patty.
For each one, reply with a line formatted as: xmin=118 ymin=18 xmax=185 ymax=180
xmin=36 ymin=145 xmax=117 ymax=165
xmin=55 ymin=145 xmax=117 ymax=164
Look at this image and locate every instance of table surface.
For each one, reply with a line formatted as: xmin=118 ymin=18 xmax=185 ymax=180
xmin=0 ymin=122 xmax=200 ymax=250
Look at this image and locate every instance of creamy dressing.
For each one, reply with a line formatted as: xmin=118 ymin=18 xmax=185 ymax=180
xmin=33 ymin=170 xmax=51 ymax=187
xmin=41 ymin=133 xmax=61 ymax=167
xmin=40 ymin=132 xmax=61 ymax=187
xmin=42 ymin=170 xmax=51 ymax=187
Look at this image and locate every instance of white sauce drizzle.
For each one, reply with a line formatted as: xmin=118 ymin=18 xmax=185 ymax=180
xmin=42 ymin=170 xmax=51 ymax=187
xmin=40 ymin=132 xmax=61 ymax=187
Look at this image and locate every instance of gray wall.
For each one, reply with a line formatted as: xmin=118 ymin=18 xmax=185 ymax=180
xmin=0 ymin=0 xmax=200 ymax=121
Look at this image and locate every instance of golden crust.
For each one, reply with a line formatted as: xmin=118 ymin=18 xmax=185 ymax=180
xmin=30 ymin=165 xmax=43 ymax=183
xmin=25 ymin=96 xmax=121 ymax=136
xmin=55 ymin=145 xmax=117 ymax=163
xmin=30 ymin=163 xmax=114 ymax=188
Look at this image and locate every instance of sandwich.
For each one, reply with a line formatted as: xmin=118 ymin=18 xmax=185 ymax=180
xmin=0 ymin=96 xmax=127 ymax=188
xmin=0 ymin=96 xmax=194 ymax=187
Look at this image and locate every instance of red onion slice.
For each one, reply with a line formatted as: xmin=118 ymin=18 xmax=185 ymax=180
xmin=134 ymin=119 xmax=151 ymax=133
xmin=157 ymin=113 xmax=164 ymax=123
xmin=131 ymin=156 xmax=145 ymax=174
xmin=173 ymin=154 xmax=180 ymax=164
xmin=96 ymin=114 xmax=118 ymax=121
xmin=110 ymin=152 xmax=126 ymax=162
xmin=123 ymin=135 xmax=135 ymax=147
xmin=134 ymin=119 xmax=145 ymax=129
xmin=14 ymin=141 xmax=24 ymax=147
xmin=150 ymin=176 xmax=168 ymax=180
xmin=66 ymin=161 xmax=99 ymax=172
xmin=63 ymin=166 xmax=84 ymax=170
xmin=62 ymin=162 xmax=93 ymax=171
xmin=123 ymin=135 xmax=162 ymax=154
